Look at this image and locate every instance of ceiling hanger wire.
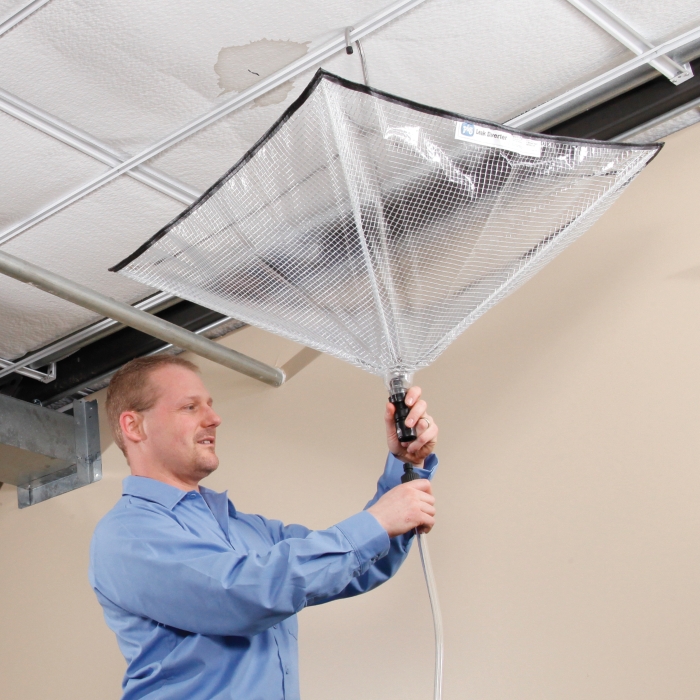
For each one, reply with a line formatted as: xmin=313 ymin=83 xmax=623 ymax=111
xmin=345 ymin=26 xmax=371 ymax=86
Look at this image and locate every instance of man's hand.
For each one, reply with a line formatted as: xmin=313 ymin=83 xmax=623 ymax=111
xmin=385 ymin=386 xmax=438 ymax=465
xmin=368 ymin=480 xmax=435 ymax=537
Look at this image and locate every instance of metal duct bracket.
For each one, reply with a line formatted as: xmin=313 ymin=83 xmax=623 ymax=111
xmin=0 ymin=393 xmax=101 ymax=508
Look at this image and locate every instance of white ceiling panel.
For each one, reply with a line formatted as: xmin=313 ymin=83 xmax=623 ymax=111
xmin=0 ymin=109 xmax=108 ymax=229
xmin=108 ymin=0 xmax=633 ymax=191
xmin=0 ymin=0 xmax=32 ymax=22
xmin=0 ymin=0 xmax=698 ymax=365
xmin=0 ymin=176 xmax=184 ymax=358
xmin=0 ymin=0 xmax=380 ymax=151
xmin=340 ymin=0 xmax=628 ymax=121
xmin=602 ymin=0 xmax=700 ymax=43
xmin=145 ymin=76 xmax=316 ymax=192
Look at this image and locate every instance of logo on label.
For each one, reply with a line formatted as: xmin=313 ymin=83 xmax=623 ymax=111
xmin=455 ymin=120 xmax=542 ymax=158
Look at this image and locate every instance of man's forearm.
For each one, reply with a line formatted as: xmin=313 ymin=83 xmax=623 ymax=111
xmin=307 ymin=452 xmax=438 ymax=606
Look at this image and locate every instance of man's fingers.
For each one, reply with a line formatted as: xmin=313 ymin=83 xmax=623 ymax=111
xmin=407 ymin=422 xmax=438 ymax=453
xmin=404 ymin=399 xmax=427 ymax=428
xmin=417 ymin=515 xmax=435 ymax=534
xmin=408 ymin=485 xmax=435 ymax=504
xmin=421 ymin=493 xmax=436 ymax=507
xmin=369 ymin=479 xmax=436 ymax=537
xmin=403 ymin=478 xmax=432 ymax=493
xmin=404 ymin=386 xmax=422 ymax=407
xmin=419 ymin=502 xmax=436 ymax=517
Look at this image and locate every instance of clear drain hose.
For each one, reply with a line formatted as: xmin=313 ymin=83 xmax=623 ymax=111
xmin=417 ymin=532 xmax=443 ymax=700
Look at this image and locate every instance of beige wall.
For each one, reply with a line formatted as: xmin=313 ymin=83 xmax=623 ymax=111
xmin=2 ymin=121 xmax=700 ymax=700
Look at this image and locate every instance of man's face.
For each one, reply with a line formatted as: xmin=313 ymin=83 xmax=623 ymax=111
xmin=135 ymin=365 xmax=222 ymax=484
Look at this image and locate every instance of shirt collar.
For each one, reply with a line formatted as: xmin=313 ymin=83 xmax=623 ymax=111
xmin=122 ymin=475 xmax=237 ymax=517
xmin=123 ymin=475 xmax=189 ymax=509
xmin=200 ymin=485 xmax=237 ymax=519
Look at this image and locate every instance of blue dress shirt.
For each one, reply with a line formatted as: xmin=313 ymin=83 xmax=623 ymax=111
xmin=89 ymin=453 xmax=437 ymax=700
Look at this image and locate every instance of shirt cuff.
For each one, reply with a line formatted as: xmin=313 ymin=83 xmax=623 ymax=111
xmin=335 ymin=511 xmax=391 ymax=576
xmin=416 ymin=452 xmax=438 ymax=478
xmin=387 ymin=452 xmax=438 ymax=484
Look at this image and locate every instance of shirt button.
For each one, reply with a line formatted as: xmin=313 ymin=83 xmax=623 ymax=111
xmin=285 ymin=667 xmax=289 ymax=675
xmin=273 ymin=625 xmax=278 ymax=629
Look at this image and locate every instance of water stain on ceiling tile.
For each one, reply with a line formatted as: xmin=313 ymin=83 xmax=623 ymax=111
xmin=215 ymin=39 xmax=310 ymax=106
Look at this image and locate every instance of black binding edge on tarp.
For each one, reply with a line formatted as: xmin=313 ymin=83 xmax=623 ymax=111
xmin=110 ymin=69 xmax=663 ymax=273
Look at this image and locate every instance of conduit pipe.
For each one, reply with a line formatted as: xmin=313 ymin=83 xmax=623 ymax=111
xmin=0 ymin=291 xmax=177 ymax=381
xmin=0 ymin=250 xmax=285 ymax=387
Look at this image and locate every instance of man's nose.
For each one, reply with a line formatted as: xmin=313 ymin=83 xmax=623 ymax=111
xmin=205 ymin=406 xmax=222 ymax=428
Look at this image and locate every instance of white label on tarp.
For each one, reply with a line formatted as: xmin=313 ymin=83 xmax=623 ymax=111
xmin=455 ymin=121 xmax=542 ymax=158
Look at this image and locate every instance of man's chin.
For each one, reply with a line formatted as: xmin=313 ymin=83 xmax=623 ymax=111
xmin=195 ymin=456 xmax=219 ymax=478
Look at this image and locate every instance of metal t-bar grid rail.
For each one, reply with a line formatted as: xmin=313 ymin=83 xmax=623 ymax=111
xmin=565 ymin=0 xmax=692 ymax=84
xmin=0 ymin=0 xmax=430 ymax=246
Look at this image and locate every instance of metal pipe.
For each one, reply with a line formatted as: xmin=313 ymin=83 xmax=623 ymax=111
xmin=0 ymin=291 xmax=178 ymax=380
xmin=46 ymin=319 xmax=246 ymax=410
xmin=0 ymin=0 xmax=51 ymax=37
xmin=565 ymin=0 xmax=692 ymax=84
xmin=507 ymin=23 xmax=700 ymax=131
xmin=0 ymin=0 xmax=428 ymax=246
xmin=0 ymin=250 xmax=285 ymax=387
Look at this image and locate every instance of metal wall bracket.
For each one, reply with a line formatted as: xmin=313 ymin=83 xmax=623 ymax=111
xmin=0 ymin=393 xmax=102 ymax=508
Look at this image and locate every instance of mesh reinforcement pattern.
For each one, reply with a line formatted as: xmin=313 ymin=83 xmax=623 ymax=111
xmin=114 ymin=71 xmax=660 ymax=385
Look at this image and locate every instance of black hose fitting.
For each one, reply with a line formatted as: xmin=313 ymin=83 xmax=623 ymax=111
xmin=389 ymin=389 xmax=417 ymax=443
xmin=401 ymin=463 xmax=421 ymax=483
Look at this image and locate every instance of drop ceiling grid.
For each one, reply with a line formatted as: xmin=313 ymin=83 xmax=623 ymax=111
xmin=0 ymin=175 xmax=183 ymax=358
xmin=0 ymin=0 xmax=27 ymax=21
xmin=116 ymin=0 xmax=630 ymax=190
xmin=601 ymin=0 xmax=700 ymax=43
xmin=0 ymin=0 xmax=383 ymax=151
xmin=331 ymin=0 xmax=629 ymax=122
xmin=0 ymin=109 xmax=111 ymax=229
xmin=0 ymin=0 xmax=697 ymax=362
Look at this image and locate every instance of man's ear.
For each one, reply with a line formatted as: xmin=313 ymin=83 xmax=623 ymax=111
xmin=120 ymin=411 xmax=146 ymax=446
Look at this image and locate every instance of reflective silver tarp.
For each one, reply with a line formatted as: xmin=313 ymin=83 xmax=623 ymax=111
xmin=113 ymin=70 xmax=660 ymax=386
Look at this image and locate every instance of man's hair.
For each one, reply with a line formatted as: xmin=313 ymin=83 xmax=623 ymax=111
xmin=106 ymin=355 xmax=199 ymax=453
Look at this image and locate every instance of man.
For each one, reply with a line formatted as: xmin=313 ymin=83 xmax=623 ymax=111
xmin=90 ymin=354 xmax=438 ymax=700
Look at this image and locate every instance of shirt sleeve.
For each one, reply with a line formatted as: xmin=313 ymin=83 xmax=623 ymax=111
xmin=305 ymin=452 xmax=438 ymax=606
xmin=90 ymin=505 xmax=390 ymax=638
